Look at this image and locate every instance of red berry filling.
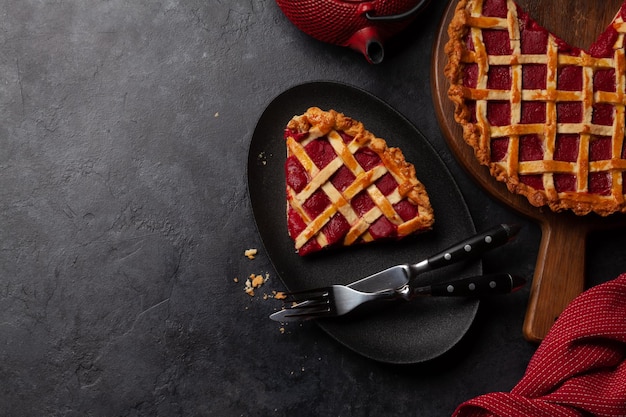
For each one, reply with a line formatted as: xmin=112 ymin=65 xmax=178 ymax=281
xmin=375 ymin=173 xmax=397 ymax=196
xmin=554 ymin=134 xmax=579 ymax=162
xmin=554 ymin=174 xmax=576 ymax=192
xmin=589 ymin=172 xmax=611 ymax=195
xmin=589 ymin=26 xmax=619 ymax=58
xmin=394 ymin=200 xmax=419 ymax=222
xmin=330 ymin=166 xmax=356 ymax=192
xmin=554 ymin=135 xmax=580 ymax=193
xmin=592 ymin=104 xmax=614 ymax=126
xmin=297 ymin=240 xmax=321 ymax=256
xmin=339 ymin=132 xmax=353 ymax=143
xmin=351 ymin=191 xmax=375 ymax=217
xmin=286 ymin=156 xmax=308 ymax=193
xmin=594 ymin=69 xmax=616 ymax=92
xmin=557 ymin=102 xmax=583 ymax=123
xmin=487 ymin=66 xmax=512 ymax=89
xmin=467 ymin=101 xmax=478 ymax=123
xmin=305 ymin=138 xmax=336 ymax=169
xmin=487 ymin=101 xmax=511 ymax=126
xmin=464 ymin=64 xmax=479 ymax=88
xmin=288 ymin=207 xmax=321 ymax=256
xmin=491 ymin=137 xmax=509 ymax=162
xmin=557 ymin=66 xmax=583 ymax=91
xmin=520 ymin=175 xmax=544 ymax=190
xmin=369 ymin=217 xmax=397 ymax=240
xmin=483 ymin=30 xmax=513 ymax=55
xmin=303 ymin=190 xmax=330 ymax=219
xmin=321 ymin=213 xmax=350 ymax=246
xmin=354 ymin=148 xmax=382 ymax=171
xmin=284 ymin=128 xmax=309 ymax=142
xmin=522 ymin=65 xmax=547 ymax=89
xmin=590 ymin=136 xmax=612 ymax=161
xmin=287 ymin=206 xmax=306 ymax=239
xmin=482 ymin=0 xmax=508 ymax=17
xmin=519 ymin=135 xmax=544 ymax=161
xmin=520 ymin=24 xmax=548 ymax=54
xmin=520 ymin=102 xmax=546 ymax=124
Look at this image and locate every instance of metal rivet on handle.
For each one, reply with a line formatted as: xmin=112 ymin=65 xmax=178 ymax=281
xmin=468 ymin=283 xmax=476 ymax=290
xmin=485 ymin=235 xmax=493 ymax=243
xmin=447 ymin=285 xmax=454 ymax=293
xmin=464 ymin=244 xmax=471 ymax=252
xmin=444 ymin=253 xmax=452 ymax=260
xmin=489 ymin=281 xmax=496 ymax=288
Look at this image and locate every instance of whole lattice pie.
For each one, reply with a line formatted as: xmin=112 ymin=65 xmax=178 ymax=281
xmin=445 ymin=0 xmax=626 ymax=216
xmin=284 ymin=107 xmax=434 ymax=255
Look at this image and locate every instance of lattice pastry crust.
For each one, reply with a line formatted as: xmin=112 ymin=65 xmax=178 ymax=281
xmin=445 ymin=0 xmax=626 ymax=216
xmin=284 ymin=107 xmax=434 ymax=255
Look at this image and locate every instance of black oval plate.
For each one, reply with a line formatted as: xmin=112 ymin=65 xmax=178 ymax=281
xmin=247 ymin=81 xmax=480 ymax=364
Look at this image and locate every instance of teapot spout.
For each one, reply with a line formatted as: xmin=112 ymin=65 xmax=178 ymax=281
xmin=346 ymin=27 xmax=384 ymax=64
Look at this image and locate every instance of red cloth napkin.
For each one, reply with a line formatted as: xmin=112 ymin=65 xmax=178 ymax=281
xmin=453 ymin=273 xmax=626 ymax=417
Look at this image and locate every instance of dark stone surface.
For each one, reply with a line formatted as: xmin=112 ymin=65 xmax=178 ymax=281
xmin=2 ymin=1 xmax=625 ymax=416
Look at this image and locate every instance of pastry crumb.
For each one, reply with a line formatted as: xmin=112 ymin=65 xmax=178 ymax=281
xmin=251 ymin=273 xmax=265 ymax=287
xmin=244 ymin=272 xmax=270 ymax=297
xmin=244 ymin=248 xmax=257 ymax=259
xmin=258 ymin=152 xmax=267 ymax=165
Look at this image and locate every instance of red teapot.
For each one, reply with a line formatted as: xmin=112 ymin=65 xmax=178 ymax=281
xmin=275 ymin=0 xmax=430 ymax=64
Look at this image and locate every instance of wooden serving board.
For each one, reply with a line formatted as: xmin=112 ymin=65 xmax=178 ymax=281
xmin=431 ymin=0 xmax=626 ymax=342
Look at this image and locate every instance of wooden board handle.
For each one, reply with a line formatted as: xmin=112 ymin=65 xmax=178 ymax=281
xmin=523 ymin=218 xmax=588 ymax=342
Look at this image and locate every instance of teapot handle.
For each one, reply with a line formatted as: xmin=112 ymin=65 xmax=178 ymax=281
xmin=365 ymin=0 xmax=430 ymax=21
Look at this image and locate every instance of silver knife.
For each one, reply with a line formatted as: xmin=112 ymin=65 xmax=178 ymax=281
xmin=270 ymin=223 xmax=521 ymax=321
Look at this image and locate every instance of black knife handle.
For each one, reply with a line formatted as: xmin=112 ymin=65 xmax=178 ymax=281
xmin=421 ymin=224 xmax=520 ymax=270
xmin=427 ymin=273 xmax=526 ymax=297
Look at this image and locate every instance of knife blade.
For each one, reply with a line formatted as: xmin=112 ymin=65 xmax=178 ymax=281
xmin=270 ymin=223 xmax=521 ymax=321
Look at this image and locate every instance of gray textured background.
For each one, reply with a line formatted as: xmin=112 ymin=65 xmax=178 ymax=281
xmin=2 ymin=1 xmax=625 ymax=416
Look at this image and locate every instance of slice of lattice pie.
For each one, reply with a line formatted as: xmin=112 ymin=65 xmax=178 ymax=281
xmin=284 ymin=107 xmax=434 ymax=256
xmin=445 ymin=0 xmax=626 ymax=216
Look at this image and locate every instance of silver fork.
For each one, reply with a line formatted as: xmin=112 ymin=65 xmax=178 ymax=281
xmin=276 ymin=273 xmax=525 ymax=321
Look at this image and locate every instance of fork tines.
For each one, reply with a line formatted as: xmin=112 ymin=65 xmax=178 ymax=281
xmin=280 ymin=288 xmax=332 ymax=319
xmin=283 ymin=287 xmax=330 ymax=303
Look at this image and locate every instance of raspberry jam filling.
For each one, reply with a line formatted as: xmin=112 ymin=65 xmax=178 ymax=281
xmin=591 ymin=136 xmax=612 ymax=161
xmin=595 ymin=69 xmax=617 ymax=92
xmin=351 ymin=191 xmax=375 ymax=217
xmin=321 ymin=213 xmax=351 ymax=246
xmin=285 ymin=156 xmax=308 ymax=193
xmin=303 ymin=190 xmax=331 ymax=219
xmin=369 ymin=217 xmax=397 ymax=240
xmin=554 ymin=134 xmax=579 ymax=162
xmin=287 ymin=206 xmax=321 ymax=256
xmin=553 ymin=134 xmax=579 ymax=192
xmin=330 ymin=166 xmax=356 ymax=192
xmin=285 ymin=129 xmax=422 ymax=252
xmin=482 ymin=0 xmax=508 ymax=17
xmin=519 ymin=135 xmax=544 ymax=161
xmin=460 ymin=0 xmax=620 ymax=196
xmin=522 ymin=65 xmax=547 ymax=89
xmin=306 ymin=139 xmax=336 ymax=169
